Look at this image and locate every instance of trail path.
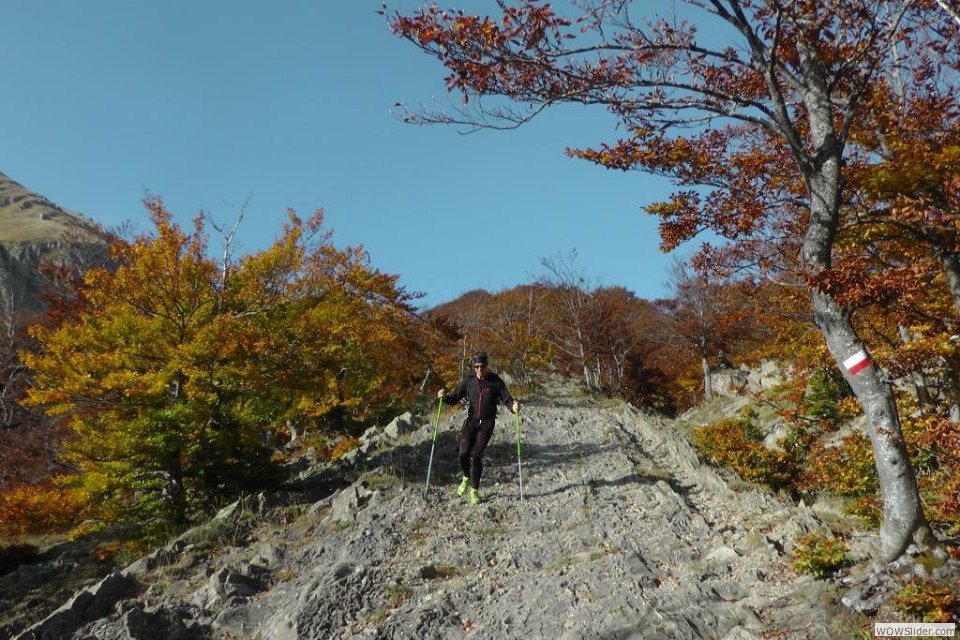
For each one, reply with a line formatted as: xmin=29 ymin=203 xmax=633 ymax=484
xmin=16 ymin=379 xmax=852 ymax=640
xmin=255 ymin=381 xmax=839 ymax=639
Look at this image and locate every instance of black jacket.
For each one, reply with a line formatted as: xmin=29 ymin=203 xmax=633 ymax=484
xmin=443 ymin=371 xmax=516 ymax=421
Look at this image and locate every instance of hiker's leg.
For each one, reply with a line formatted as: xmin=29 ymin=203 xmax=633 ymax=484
xmin=469 ymin=419 xmax=496 ymax=489
xmin=458 ymin=418 xmax=477 ymax=479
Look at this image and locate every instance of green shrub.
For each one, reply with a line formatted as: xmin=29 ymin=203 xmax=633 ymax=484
xmin=693 ymin=418 xmax=797 ymax=491
xmin=738 ymin=407 xmax=764 ymax=442
xmin=791 ymin=531 xmax=847 ymax=579
xmin=803 ymin=368 xmax=852 ymax=421
xmin=895 ymin=579 xmax=958 ymax=623
xmin=385 ymin=583 xmax=412 ymax=607
xmin=846 ymin=496 xmax=882 ymax=528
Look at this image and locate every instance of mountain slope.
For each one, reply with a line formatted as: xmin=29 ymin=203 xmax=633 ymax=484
xmin=0 ymin=173 xmax=102 ymax=244
xmin=14 ymin=379 xmax=872 ymax=640
xmin=0 ymin=172 xmax=107 ymax=312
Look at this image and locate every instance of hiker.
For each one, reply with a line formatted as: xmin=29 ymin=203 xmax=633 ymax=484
xmin=437 ymin=351 xmax=520 ymax=504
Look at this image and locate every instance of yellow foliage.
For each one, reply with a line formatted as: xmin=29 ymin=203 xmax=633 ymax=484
xmin=20 ymin=199 xmax=430 ymax=536
xmin=330 ymin=436 xmax=362 ymax=461
xmin=896 ymin=579 xmax=959 ymax=623
xmin=799 ymin=432 xmax=879 ymax=497
xmin=836 ymin=396 xmax=863 ymax=419
xmin=692 ymin=418 xmax=797 ymax=490
xmin=0 ymin=481 xmax=87 ymax=536
xmin=791 ymin=531 xmax=848 ymax=579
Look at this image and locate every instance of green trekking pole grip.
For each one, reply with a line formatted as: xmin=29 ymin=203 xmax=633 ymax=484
xmin=515 ymin=408 xmax=524 ymax=502
xmin=425 ymin=397 xmax=443 ymax=490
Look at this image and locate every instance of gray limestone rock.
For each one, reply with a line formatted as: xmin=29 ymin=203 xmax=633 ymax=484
xmin=14 ymin=571 xmax=136 ymax=640
xmin=383 ymin=412 xmax=413 ymax=439
xmin=14 ymin=378 xmax=904 ymax=640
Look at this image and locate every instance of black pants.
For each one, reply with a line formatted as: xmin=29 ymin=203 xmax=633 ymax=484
xmin=459 ymin=417 xmax=495 ymax=489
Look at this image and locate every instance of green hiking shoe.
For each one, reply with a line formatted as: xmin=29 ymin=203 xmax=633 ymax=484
xmin=469 ymin=488 xmax=481 ymax=504
xmin=457 ymin=476 xmax=470 ymax=496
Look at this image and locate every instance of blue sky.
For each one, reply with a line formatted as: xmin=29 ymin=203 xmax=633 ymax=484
xmin=1 ymin=1 xmax=685 ymax=308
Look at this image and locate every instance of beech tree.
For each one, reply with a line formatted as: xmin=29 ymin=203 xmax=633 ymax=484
xmin=0 ymin=304 xmax=58 ymax=487
xmin=537 ymin=250 xmax=604 ymax=390
xmin=842 ymin=82 xmax=960 ymax=414
xmin=485 ymin=285 xmax=553 ymax=386
xmin=388 ymin=0 xmax=960 ymax=560
xmin=592 ymin=286 xmax=654 ymax=395
xmin=0 ymin=242 xmax=109 ymax=489
xmin=428 ymin=288 xmax=492 ymax=378
xmin=22 ymin=199 xmax=424 ymax=535
xmin=662 ymin=260 xmax=751 ymax=403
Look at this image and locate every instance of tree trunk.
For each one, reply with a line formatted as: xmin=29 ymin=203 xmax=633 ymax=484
xmin=701 ymin=356 xmax=713 ymax=403
xmin=792 ymin=36 xmax=934 ymax=557
xmin=898 ymin=325 xmax=932 ymax=412
xmin=577 ymin=335 xmax=593 ymax=390
xmin=812 ymin=291 xmax=932 ymax=560
xmin=938 ymin=251 xmax=960 ymax=316
xmin=936 ymin=253 xmax=960 ymax=417
xmin=613 ymin=352 xmax=626 ymax=394
xmin=802 ymin=156 xmax=932 ymax=561
xmin=167 ymin=449 xmax=187 ymax=529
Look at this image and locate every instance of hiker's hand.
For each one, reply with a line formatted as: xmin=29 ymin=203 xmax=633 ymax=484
xmin=513 ymin=401 xmax=520 ymax=413
xmin=437 ymin=389 xmax=445 ymax=400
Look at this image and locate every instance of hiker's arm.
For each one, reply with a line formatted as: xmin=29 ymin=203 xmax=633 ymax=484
xmin=438 ymin=378 xmax=467 ymax=405
xmin=500 ymin=382 xmax=520 ymax=414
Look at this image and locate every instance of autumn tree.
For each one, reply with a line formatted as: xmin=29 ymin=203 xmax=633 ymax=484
xmin=537 ymin=250 xmax=605 ymax=389
xmin=428 ymin=277 xmax=666 ymax=399
xmin=0 ymin=303 xmax=58 ymax=487
xmin=484 ymin=284 xmax=553 ymax=386
xmin=0 ymin=233 xmax=111 ymax=490
xmin=838 ymin=81 xmax=960 ymax=416
xmin=591 ymin=286 xmax=658 ymax=396
xmin=661 ymin=260 xmax=755 ymax=403
xmin=428 ymin=285 xmax=551 ymax=389
xmin=21 ymin=199 xmax=425 ymax=537
xmin=388 ymin=0 xmax=960 ymax=560
xmin=428 ymin=289 xmax=492 ymax=381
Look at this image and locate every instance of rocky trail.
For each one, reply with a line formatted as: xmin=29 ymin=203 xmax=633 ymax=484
xmin=13 ymin=379 xmax=869 ymax=640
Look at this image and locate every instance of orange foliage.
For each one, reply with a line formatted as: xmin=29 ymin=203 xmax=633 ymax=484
xmin=0 ymin=480 xmax=87 ymax=537
xmin=799 ymin=432 xmax=879 ymax=497
xmin=692 ymin=418 xmax=798 ymax=491
xmin=19 ymin=199 xmax=431 ymax=535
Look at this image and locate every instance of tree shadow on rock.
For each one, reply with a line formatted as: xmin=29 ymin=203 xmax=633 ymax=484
xmin=475 ymin=440 xmax=700 ymax=514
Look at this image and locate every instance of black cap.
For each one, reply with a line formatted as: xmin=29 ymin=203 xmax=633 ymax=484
xmin=472 ymin=352 xmax=489 ymax=366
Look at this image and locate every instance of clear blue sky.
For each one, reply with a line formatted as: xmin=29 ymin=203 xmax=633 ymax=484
xmin=1 ymin=1 xmax=686 ymax=308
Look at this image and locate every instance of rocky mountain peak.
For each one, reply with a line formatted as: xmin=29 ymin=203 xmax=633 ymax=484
xmin=0 ymin=172 xmax=108 ymax=312
xmin=0 ymin=173 xmax=102 ymax=245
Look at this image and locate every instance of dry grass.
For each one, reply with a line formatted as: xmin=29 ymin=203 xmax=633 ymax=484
xmin=0 ymin=174 xmax=101 ymax=243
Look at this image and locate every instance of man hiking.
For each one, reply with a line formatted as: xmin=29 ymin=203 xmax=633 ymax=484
xmin=437 ymin=352 xmax=520 ymax=504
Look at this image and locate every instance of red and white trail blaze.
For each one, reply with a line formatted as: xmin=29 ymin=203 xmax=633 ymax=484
xmin=843 ymin=350 xmax=872 ymax=375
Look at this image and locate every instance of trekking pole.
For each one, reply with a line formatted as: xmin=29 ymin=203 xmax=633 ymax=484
xmin=515 ymin=409 xmax=524 ymax=501
xmin=425 ymin=398 xmax=443 ymax=490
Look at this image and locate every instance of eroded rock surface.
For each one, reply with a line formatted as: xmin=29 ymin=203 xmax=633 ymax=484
xmin=16 ymin=380 xmax=869 ymax=640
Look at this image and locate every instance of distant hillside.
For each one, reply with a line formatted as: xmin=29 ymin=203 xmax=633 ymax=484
xmin=0 ymin=172 xmax=108 ymax=312
xmin=0 ymin=173 xmax=103 ymax=244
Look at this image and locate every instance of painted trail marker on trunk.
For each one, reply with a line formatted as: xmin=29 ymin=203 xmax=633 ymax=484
xmin=843 ymin=350 xmax=872 ymax=375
